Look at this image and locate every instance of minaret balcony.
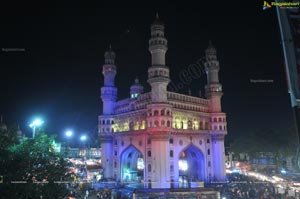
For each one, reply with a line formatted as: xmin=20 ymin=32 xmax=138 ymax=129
xmin=149 ymin=44 xmax=168 ymax=51
xmin=147 ymin=76 xmax=170 ymax=84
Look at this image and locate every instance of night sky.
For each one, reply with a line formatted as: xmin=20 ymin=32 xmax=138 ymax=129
xmin=0 ymin=2 xmax=294 ymax=143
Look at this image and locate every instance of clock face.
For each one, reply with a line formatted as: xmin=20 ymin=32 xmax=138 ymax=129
xmin=104 ymin=66 xmax=112 ymax=71
xmin=103 ymin=66 xmax=116 ymax=73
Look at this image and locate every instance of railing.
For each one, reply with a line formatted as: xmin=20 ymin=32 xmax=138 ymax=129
xmin=114 ymin=92 xmax=152 ymax=114
xmin=167 ymin=92 xmax=209 ymax=105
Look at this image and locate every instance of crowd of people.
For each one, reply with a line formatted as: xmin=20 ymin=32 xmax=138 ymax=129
xmin=66 ymin=189 xmax=112 ymax=199
xmin=209 ymin=173 xmax=290 ymax=199
xmin=65 ymin=173 xmax=299 ymax=199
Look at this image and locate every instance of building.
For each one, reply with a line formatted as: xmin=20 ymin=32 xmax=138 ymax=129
xmin=98 ymin=15 xmax=227 ymax=188
xmin=60 ymin=147 xmax=101 ymax=159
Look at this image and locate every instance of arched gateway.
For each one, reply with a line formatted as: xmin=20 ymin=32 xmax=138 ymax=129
xmin=178 ymin=145 xmax=205 ymax=187
xmin=120 ymin=145 xmax=144 ymax=182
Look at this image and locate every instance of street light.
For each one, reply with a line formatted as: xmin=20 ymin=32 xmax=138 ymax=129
xmin=65 ymin=130 xmax=73 ymax=157
xmin=80 ymin=135 xmax=88 ymax=159
xmin=29 ymin=119 xmax=44 ymax=138
xmin=80 ymin=135 xmax=87 ymax=141
xmin=66 ymin=130 xmax=73 ymax=137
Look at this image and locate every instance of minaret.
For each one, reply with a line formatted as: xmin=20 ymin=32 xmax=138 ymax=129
xmin=101 ymin=45 xmax=117 ymax=115
xmin=147 ymin=13 xmax=170 ymax=103
xmin=99 ymin=45 xmax=117 ymax=179
xmin=205 ymin=41 xmax=223 ymax=112
xmin=147 ymin=14 xmax=173 ymax=188
xmin=205 ymin=41 xmax=227 ymax=181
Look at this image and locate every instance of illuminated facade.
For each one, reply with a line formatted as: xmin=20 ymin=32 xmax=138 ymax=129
xmin=99 ymin=15 xmax=227 ymax=188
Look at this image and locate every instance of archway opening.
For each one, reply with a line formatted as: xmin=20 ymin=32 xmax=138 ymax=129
xmin=120 ymin=145 xmax=144 ymax=182
xmin=178 ymin=145 xmax=205 ymax=188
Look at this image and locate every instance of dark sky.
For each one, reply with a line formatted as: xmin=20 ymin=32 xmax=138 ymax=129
xmin=0 ymin=2 xmax=294 ymax=142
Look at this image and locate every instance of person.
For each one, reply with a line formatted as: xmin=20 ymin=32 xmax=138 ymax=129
xmin=83 ymin=190 xmax=89 ymax=199
xmin=284 ymin=188 xmax=288 ymax=196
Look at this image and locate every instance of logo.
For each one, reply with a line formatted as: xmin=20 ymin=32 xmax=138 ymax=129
xmin=263 ymin=1 xmax=300 ymax=10
xmin=263 ymin=1 xmax=272 ymax=10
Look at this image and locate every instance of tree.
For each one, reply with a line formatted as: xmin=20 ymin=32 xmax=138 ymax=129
xmin=0 ymin=127 xmax=72 ymax=199
xmin=229 ymin=126 xmax=298 ymax=170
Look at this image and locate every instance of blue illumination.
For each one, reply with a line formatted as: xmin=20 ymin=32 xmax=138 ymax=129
xmin=281 ymin=169 xmax=287 ymax=174
xmin=80 ymin=135 xmax=87 ymax=141
xmin=29 ymin=119 xmax=44 ymax=128
xmin=66 ymin=130 xmax=73 ymax=137
xmin=131 ymin=93 xmax=139 ymax=98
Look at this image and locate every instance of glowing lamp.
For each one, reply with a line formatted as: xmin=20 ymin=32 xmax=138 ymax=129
xmin=137 ymin=158 xmax=145 ymax=170
xmin=66 ymin=130 xmax=73 ymax=137
xmin=29 ymin=118 xmax=44 ymax=138
xmin=80 ymin=135 xmax=87 ymax=141
xmin=29 ymin=119 xmax=44 ymax=128
xmin=179 ymin=159 xmax=188 ymax=171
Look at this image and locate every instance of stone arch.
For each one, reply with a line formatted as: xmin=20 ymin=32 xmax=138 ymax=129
xmin=166 ymin=110 xmax=170 ymax=116
xmin=129 ymin=121 xmax=134 ymax=130
xmin=154 ymin=120 xmax=159 ymax=127
xmin=120 ymin=145 xmax=144 ymax=182
xmin=200 ymin=122 xmax=203 ymax=130
xmin=188 ymin=120 xmax=193 ymax=129
xmin=167 ymin=120 xmax=171 ymax=127
xmin=178 ymin=144 xmax=205 ymax=183
xmin=205 ymin=122 xmax=208 ymax=130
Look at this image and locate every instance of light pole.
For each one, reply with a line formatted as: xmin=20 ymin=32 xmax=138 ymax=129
xmin=80 ymin=135 xmax=87 ymax=159
xmin=276 ymin=0 xmax=300 ymax=169
xmin=65 ymin=130 xmax=73 ymax=157
xmin=66 ymin=130 xmax=73 ymax=138
xmin=29 ymin=119 xmax=44 ymax=138
xmin=80 ymin=135 xmax=87 ymax=142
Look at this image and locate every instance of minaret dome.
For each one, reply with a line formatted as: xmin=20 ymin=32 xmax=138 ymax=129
xmin=130 ymin=78 xmax=144 ymax=98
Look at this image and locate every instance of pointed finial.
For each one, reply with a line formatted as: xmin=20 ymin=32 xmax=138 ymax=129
xmin=135 ymin=77 xmax=139 ymax=84
xmin=104 ymin=44 xmax=116 ymax=64
xmin=152 ymin=12 xmax=164 ymax=25
xmin=156 ymin=12 xmax=159 ymax=19
xmin=206 ymin=40 xmax=217 ymax=55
